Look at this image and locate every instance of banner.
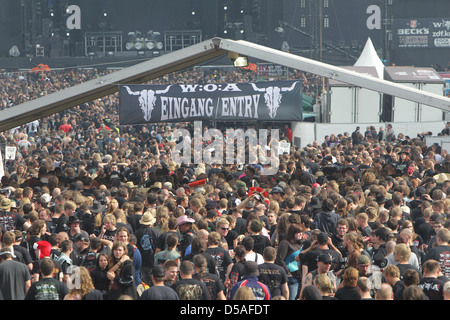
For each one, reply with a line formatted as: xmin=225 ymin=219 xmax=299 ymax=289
xmin=119 ymin=80 xmax=302 ymax=124
xmin=393 ymin=18 xmax=450 ymax=48
xmin=278 ymin=141 xmax=291 ymax=155
xmin=5 ymin=146 xmax=16 ymax=161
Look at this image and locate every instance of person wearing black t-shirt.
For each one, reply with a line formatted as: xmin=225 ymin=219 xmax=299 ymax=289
xmin=193 ymin=254 xmax=226 ymax=300
xmin=419 ymin=259 xmax=448 ymax=300
xmin=356 ymin=276 xmax=375 ymax=300
xmin=298 ymin=232 xmax=342 ymax=276
xmin=383 ymin=265 xmax=405 ymax=300
xmin=26 ymin=258 xmax=68 ymax=300
xmin=266 ymin=210 xmax=278 ymax=239
xmin=223 ymin=216 xmax=239 ymax=250
xmin=331 ymin=219 xmax=349 ymax=258
xmin=171 ymin=260 xmax=211 ymax=300
xmin=140 ymin=265 xmax=179 ymax=300
xmin=248 ymin=219 xmax=271 ymax=255
xmin=205 ymin=232 xmax=232 ymax=284
xmin=424 ymin=228 xmax=450 ymax=279
xmin=0 ymin=198 xmax=29 ymax=232
xmin=230 ymin=208 xmax=247 ymax=236
xmin=334 ymin=267 xmax=361 ymax=300
xmin=258 ymin=246 xmax=289 ymax=299
xmin=394 ymin=243 xmax=421 ymax=280
xmin=371 ymin=227 xmax=391 ymax=259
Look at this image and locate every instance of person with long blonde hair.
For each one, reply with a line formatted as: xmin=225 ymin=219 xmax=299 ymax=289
xmin=155 ymin=206 xmax=170 ymax=234
xmin=334 ymin=267 xmax=361 ymax=300
xmin=343 ymin=232 xmax=367 ymax=269
xmin=64 ymin=266 xmax=103 ymax=300
xmin=232 ymin=286 xmax=255 ymax=300
xmin=314 ymin=273 xmax=336 ymax=300
xmin=106 ymin=198 xmax=119 ymax=215
xmin=269 ymin=200 xmax=280 ymax=215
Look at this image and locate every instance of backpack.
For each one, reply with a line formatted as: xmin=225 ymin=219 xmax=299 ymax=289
xmin=285 ymin=248 xmax=302 ymax=273
xmin=238 ymin=279 xmax=271 ymax=300
xmin=140 ymin=233 xmax=155 ymax=253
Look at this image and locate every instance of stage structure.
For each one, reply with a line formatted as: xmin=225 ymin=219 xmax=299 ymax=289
xmin=0 ymin=37 xmax=449 ymax=133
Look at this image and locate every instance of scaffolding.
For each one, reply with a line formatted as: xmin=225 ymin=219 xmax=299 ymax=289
xmin=84 ymin=31 xmax=123 ymax=56
xmin=164 ymin=30 xmax=202 ymax=52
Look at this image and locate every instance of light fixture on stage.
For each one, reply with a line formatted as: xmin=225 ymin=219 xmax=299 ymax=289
xmin=234 ymin=56 xmax=248 ymax=67
xmin=228 ymin=52 xmax=248 ymax=67
xmin=126 ymin=32 xmax=137 ymax=50
xmin=125 ymin=42 xmax=134 ymax=50
xmin=134 ymin=41 xmax=143 ymax=50
xmin=145 ymin=31 xmax=163 ymax=51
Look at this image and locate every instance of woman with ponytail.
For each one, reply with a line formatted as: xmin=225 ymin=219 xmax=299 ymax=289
xmin=192 ymin=254 xmax=226 ymax=300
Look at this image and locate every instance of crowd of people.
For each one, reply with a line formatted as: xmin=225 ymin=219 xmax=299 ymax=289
xmin=0 ymin=65 xmax=449 ymax=301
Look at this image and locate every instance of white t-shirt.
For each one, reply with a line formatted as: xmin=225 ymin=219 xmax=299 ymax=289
xmin=245 ymin=252 xmax=265 ymax=265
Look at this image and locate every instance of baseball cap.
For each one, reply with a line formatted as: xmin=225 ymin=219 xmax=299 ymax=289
xmin=152 ymin=265 xmax=165 ymax=278
xmin=318 ymin=253 xmax=332 ymax=264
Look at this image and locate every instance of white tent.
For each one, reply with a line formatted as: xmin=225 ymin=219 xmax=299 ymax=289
xmin=324 ymin=38 xmax=385 ymax=123
xmin=354 ymin=38 xmax=385 ymax=79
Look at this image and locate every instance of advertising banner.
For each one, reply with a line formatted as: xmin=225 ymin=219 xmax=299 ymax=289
xmin=394 ymin=18 xmax=450 ymax=48
xmin=119 ymin=80 xmax=303 ymax=124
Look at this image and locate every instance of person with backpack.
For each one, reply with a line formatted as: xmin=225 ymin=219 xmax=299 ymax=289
xmin=229 ymin=261 xmax=271 ymax=300
xmin=275 ymin=224 xmax=303 ymax=300
xmin=134 ymin=211 xmax=161 ymax=284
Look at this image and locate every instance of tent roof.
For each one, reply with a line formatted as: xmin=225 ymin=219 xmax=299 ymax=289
xmin=328 ymin=66 xmax=380 ymax=86
xmin=384 ymin=66 xmax=445 ymax=83
xmin=354 ymin=38 xmax=385 ymax=80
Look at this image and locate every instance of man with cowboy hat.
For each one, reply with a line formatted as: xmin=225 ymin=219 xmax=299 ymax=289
xmin=67 ymin=216 xmax=89 ymax=256
xmin=176 ymin=215 xmax=196 ymax=258
xmin=0 ymin=197 xmax=29 ymax=232
xmin=79 ymin=200 xmax=106 ymax=235
xmin=134 ymin=211 xmax=161 ymax=285
xmin=88 ymin=200 xmax=106 ymax=215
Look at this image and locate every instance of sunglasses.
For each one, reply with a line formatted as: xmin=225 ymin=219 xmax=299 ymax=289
xmin=220 ymin=227 xmax=229 ymax=231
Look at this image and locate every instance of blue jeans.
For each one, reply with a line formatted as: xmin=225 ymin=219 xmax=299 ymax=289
xmin=288 ymin=276 xmax=299 ymax=300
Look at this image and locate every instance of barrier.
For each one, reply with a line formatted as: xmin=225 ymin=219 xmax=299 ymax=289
xmin=292 ymin=120 xmax=448 ymax=150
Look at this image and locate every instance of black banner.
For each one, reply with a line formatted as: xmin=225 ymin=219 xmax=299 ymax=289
xmin=393 ymin=18 xmax=450 ymax=48
xmin=118 ymin=80 xmax=302 ymax=124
